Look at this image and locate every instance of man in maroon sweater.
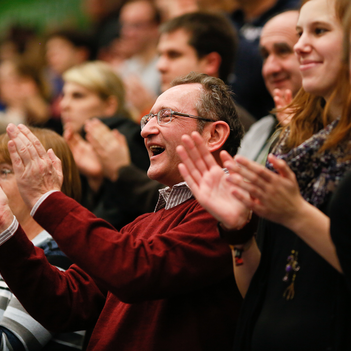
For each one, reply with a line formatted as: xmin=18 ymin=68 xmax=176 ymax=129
xmin=0 ymin=73 xmax=248 ymax=351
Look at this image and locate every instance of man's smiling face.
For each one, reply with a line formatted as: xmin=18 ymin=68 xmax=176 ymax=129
xmin=141 ymin=83 xmax=202 ymax=187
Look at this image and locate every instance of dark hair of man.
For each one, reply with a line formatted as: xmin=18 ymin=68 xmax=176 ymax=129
xmin=125 ymin=0 xmax=162 ymax=25
xmin=160 ymin=12 xmax=237 ymax=83
xmin=171 ymin=72 xmax=244 ymax=156
xmin=46 ymin=29 xmax=95 ymax=60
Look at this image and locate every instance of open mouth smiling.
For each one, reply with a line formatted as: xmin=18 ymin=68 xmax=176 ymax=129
xmin=150 ymin=145 xmax=165 ymax=156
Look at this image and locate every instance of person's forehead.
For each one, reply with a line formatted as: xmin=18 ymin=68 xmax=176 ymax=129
xmin=121 ymin=1 xmax=154 ymax=21
xmin=297 ymin=0 xmax=333 ymax=25
xmin=151 ymin=83 xmax=202 ymax=112
xmin=47 ymin=37 xmax=74 ymax=49
xmin=159 ymin=29 xmax=192 ymax=50
xmin=260 ymin=12 xmax=299 ymax=48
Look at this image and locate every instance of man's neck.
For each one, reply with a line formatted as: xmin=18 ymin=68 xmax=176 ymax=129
xmin=237 ymin=0 xmax=278 ymax=21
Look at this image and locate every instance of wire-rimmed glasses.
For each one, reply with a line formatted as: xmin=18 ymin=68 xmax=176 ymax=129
xmin=140 ymin=108 xmax=214 ymax=130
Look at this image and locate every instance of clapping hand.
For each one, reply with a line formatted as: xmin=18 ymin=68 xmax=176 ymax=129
xmin=273 ymin=88 xmax=294 ymax=126
xmin=85 ymin=119 xmax=131 ymax=182
xmin=177 ymin=132 xmax=251 ymax=230
xmin=6 ymin=123 xmax=63 ymax=209
xmin=227 ymin=154 xmax=304 ymax=229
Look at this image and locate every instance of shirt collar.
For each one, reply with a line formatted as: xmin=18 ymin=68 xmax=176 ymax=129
xmin=154 ymin=182 xmax=193 ymax=211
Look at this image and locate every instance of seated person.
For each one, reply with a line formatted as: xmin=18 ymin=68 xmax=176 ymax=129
xmin=0 ymin=127 xmax=84 ymax=350
xmin=0 ymin=58 xmax=52 ymax=133
xmin=0 ymin=73 xmax=245 ymax=351
xmin=61 ymin=61 xmax=149 ymax=229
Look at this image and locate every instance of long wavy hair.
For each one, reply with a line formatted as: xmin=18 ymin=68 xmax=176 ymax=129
xmin=280 ymin=0 xmax=351 ymax=153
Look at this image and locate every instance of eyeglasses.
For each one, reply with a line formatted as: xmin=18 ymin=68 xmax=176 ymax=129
xmin=141 ymin=108 xmax=214 ymax=130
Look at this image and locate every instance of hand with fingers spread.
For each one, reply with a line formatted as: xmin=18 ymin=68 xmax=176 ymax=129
xmin=177 ymin=131 xmax=250 ymax=230
xmin=85 ymin=119 xmax=131 ymax=182
xmin=227 ymin=153 xmax=305 ymax=229
xmin=63 ymin=125 xmax=103 ymax=180
xmin=6 ymin=123 xmax=63 ymax=209
xmin=124 ymin=76 xmax=156 ymax=118
xmin=273 ymin=88 xmax=294 ymax=126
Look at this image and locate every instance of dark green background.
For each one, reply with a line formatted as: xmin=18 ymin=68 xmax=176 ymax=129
xmin=0 ymin=0 xmax=88 ymax=38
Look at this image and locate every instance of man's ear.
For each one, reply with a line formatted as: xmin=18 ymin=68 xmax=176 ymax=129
xmin=200 ymin=52 xmax=222 ymax=78
xmin=204 ymin=121 xmax=230 ymax=153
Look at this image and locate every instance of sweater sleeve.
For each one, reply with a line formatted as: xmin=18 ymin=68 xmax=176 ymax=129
xmin=0 ymin=225 xmax=106 ymax=333
xmin=33 ymin=192 xmax=233 ymax=303
xmin=0 ymin=237 xmax=86 ymax=350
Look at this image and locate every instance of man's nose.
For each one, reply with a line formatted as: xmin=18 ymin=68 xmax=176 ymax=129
xmin=263 ymin=55 xmax=282 ymax=76
xmin=157 ymin=55 xmax=168 ymax=73
xmin=140 ymin=115 xmax=159 ymax=138
xmin=60 ymin=95 xmax=69 ymax=110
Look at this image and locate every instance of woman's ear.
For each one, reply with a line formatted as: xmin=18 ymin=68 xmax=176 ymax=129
xmin=204 ymin=121 xmax=230 ymax=153
xmin=104 ymin=96 xmax=119 ymax=117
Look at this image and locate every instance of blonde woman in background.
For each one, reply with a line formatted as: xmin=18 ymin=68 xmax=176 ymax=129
xmin=61 ymin=61 xmax=149 ymax=229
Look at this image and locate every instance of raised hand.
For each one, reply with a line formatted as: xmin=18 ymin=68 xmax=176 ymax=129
xmin=6 ymin=124 xmax=63 ymax=209
xmin=227 ymin=154 xmax=305 ymax=229
xmin=273 ymin=88 xmax=293 ymax=126
xmin=124 ymin=76 xmax=156 ymax=119
xmin=63 ymin=125 xmax=103 ymax=180
xmin=85 ymin=119 xmax=131 ymax=182
xmin=177 ymin=131 xmax=250 ymax=230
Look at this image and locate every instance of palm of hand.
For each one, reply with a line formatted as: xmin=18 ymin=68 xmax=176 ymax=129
xmin=194 ymin=165 xmax=249 ymax=229
xmin=68 ymin=134 xmax=102 ymax=178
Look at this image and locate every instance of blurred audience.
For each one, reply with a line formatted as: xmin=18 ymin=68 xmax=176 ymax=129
xmin=0 ymin=25 xmax=45 ymax=67
xmin=238 ymin=10 xmax=302 ymax=163
xmin=110 ymin=0 xmax=162 ymax=115
xmin=124 ymin=11 xmax=255 ymax=130
xmin=61 ymin=61 xmax=149 ymax=229
xmin=82 ymin=0 xmax=128 ymax=58
xmin=0 ymin=58 xmax=51 ymax=133
xmin=45 ymin=29 xmax=94 ymax=123
xmin=229 ymin=0 xmax=300 ymax=119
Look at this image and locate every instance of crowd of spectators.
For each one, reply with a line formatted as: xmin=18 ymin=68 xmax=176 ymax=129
xmin=0 ymin=0 xmax=350 ymax=350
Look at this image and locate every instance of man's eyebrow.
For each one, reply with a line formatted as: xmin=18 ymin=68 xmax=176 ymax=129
xmin=150 ymin=106 xmax=170 ymax=113
xmin=259 ymin=45 xmax=268 ymax=55
xmin=273 ymin=42 xmax=293 ymax=52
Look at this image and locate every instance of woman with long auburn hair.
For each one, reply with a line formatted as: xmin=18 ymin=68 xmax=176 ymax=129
xmin=177 ymin=0 xmax=351 ymax=349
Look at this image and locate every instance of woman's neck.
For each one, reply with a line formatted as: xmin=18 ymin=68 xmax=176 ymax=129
xmin=327 ymin=98 xmax=343 ymax=121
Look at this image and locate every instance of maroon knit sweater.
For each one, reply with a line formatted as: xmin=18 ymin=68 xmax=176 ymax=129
xmin=0 ymin=192 xmax=242 ymax=351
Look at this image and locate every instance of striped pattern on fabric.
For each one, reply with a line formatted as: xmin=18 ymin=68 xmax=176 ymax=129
xmin=0 ymin=231 xmax=85 ymax=351
xmin=155 ymin=182 xmax=193 ymax=211
xmin=0 ymin=218 xmax=18 ymax=246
